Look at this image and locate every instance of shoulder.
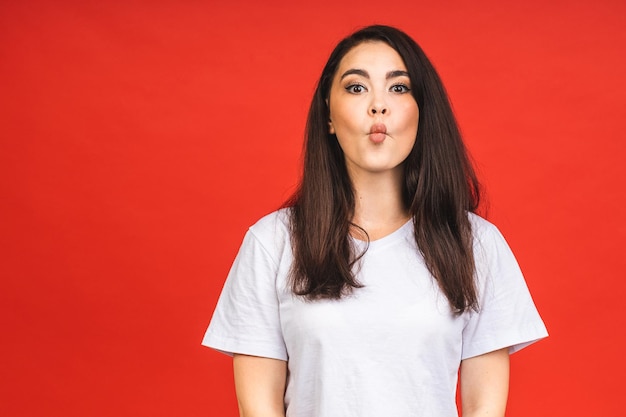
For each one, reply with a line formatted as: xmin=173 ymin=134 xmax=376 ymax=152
xmin=243 ymin=208 xmax=292 ymax=262
xmin=467 ymin=212 xmax=516 ymax=268
xmin=468 ymin=212 xmax=508 ymax=249
xmin=467 ymin=214 xmax=531 ymax=300
xmin=248 ymin=208 xmax=291 ymax=240
xmin=468 ymin=212 xmax=500 ymax=239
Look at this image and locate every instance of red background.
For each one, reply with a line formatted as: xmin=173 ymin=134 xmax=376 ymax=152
xmin=1 ymin=0 xmax=624 ymax=415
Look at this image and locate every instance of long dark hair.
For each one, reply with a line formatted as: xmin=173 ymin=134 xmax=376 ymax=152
xmin=285 ymin=25 xmax=481 ymax=313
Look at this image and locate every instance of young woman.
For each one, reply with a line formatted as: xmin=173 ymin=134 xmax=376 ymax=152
xmin=203 ymin=25 xmax=547 ymax=417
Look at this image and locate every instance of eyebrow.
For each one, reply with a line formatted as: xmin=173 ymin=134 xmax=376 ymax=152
xmin=340 ymin=69 xmax=410 ymax=80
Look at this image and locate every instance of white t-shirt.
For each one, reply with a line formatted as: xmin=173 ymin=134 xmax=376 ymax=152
xmin=203 ymin=209 xmax=548 ymax=417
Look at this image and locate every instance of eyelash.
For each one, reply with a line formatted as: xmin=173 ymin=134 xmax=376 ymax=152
xmin=345 ymin=83 xmax=366 ymax=94
xmin=391 ymin=83 xmax=411 ymax=93
xmin=344 ymin=83 xmax=411 ymax=94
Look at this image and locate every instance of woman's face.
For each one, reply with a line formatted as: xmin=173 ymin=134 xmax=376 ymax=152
xmin=328 ymin=41 xmax=419 ymax=180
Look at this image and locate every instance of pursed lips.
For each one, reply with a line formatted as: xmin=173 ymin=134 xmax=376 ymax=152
xmin=369 ymin=123 xmax=387 ymax=144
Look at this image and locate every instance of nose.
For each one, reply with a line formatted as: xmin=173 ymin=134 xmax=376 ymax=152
xmin=369 ymin=95 xmax=387 ymax=116
xmin=370 ymin=106 xmax=387 ymax=115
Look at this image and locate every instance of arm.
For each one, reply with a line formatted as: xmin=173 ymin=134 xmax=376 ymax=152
xmin=233 ymin=353 xmax=287 ymax=417
xmin=460 ymin=347 xmax=510 ymax=417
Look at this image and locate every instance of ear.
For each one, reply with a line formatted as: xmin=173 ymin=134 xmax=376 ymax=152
xmin=325 ymin=98 xmax=335 ymax=134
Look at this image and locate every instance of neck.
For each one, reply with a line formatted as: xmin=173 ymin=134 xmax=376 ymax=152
xmin=349 ymin=167 xmax=410 ymax=240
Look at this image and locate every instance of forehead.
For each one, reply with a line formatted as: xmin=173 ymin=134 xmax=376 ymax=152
xmin=336 ymin=41 xmax=407 ymax=74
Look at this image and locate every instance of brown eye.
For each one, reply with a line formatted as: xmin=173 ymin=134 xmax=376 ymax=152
xmin=391 ymin=84 xmax=410 ymax=93
xmin=346 ymin=84 xmax=366 ymax=94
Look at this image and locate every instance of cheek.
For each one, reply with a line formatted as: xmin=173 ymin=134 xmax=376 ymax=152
xmin=330 ymin=108 xmax=361 ymax=136
xmin=401 ymin=105 xmax=419 ymax=138
xmin=403 ymin=103 xmax=419 ymax=127
xmin=398 ymin=104 xmax=419 ymax=150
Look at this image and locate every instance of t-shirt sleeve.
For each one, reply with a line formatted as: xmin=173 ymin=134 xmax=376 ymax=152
xmin=201 ymin=228 xmax=288 ymax=361
xmin=461 ymin=222 xmax=548 ymax=359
